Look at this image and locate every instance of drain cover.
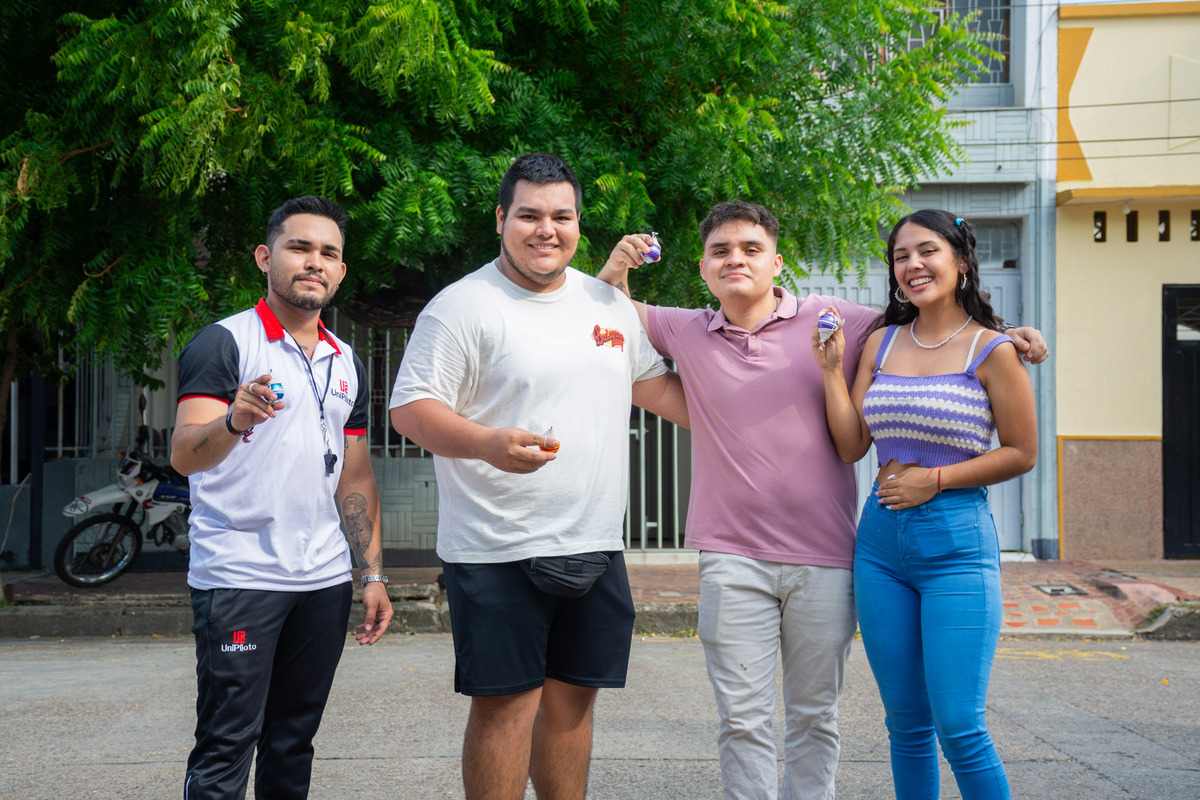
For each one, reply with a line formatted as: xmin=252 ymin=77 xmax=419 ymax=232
xmin=1033 ymin=583 xmax=1088 ymax=596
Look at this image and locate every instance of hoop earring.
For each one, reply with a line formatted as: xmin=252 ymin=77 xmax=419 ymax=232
xmin=960 ymin=273 xmax=968 ymax=291
xmin=894 ymin=285 xmax=910 ymax=304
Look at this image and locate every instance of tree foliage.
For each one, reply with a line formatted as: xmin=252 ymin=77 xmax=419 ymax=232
xmin=1 ymin=0 xmax=995 ymax=391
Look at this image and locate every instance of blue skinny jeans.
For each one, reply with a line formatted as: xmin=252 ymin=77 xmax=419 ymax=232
xmin=854 ymin=485 xmax=1010 ymax=800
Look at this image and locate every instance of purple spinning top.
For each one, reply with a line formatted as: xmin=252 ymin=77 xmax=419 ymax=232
xmin=643 ymin=231 xmax=662 ymax=263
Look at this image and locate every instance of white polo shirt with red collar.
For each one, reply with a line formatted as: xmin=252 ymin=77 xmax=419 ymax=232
xmin=177 ymin=299 xmax=369 ymax=591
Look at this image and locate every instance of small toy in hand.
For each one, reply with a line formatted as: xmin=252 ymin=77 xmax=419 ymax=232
xmin=539 ymin=426 xmax=561 ymax=453
xmin=643 ymin=232 xmax=662 ymax=263
xmin=817 ymin=310 xmax=841 ymax=345
xmin=269 ymin=382 xmax=285 ymax=401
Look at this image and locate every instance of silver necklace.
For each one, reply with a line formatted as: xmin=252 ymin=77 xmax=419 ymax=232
xmin=910 ymin=316 xmax=972 ymax=349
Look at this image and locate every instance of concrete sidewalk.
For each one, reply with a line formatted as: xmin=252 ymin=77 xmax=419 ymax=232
xmin=3 ymin=556 xmax=1198 ymax=639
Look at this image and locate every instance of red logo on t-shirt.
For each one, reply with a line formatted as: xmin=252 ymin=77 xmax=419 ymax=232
xmin=338 ymin=379 xmax=349 ymax=394
xmin=593 ymin=324 xmax=625 ymax=351
xmin=231 ymin=629 xmax=246 ymax=645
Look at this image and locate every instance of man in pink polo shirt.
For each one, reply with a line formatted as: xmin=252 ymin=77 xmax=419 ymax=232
xmin=598 ymin=201 xmax=1047 ymax=800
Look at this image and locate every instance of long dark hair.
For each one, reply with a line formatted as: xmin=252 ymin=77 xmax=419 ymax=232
xmin=882 ymin=209 xmax=1003 ymax=331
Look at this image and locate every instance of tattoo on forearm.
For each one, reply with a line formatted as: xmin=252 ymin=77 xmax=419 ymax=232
xmin=191 ymin=434 xmax=210 ymax=455
xmin=339 ymin=492 xmax=381 ymax=573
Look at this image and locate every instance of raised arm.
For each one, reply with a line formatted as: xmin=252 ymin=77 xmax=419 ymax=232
xmin=170 ymin=324 xmax=289 ymax=476
xmin=597 ymin=233 xmax=657 ymax=332
xmin=812 ymin=311 xmax=880 ymax=463
xmin=336 ymin=433 xmax=393 ymax=645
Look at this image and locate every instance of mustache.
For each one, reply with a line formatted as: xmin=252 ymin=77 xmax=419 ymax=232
xmin=292 ymin=274 xmax=327 ymax=288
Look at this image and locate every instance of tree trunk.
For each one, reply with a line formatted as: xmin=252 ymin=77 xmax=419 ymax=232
xmin=0 ymin=328 xmax=15 ymax=602
xmin=0 ymin=327 xmax=17 ymax=450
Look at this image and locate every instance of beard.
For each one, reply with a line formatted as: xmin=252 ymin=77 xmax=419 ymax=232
xmin=499 ymin=239 xmax=570 ymax=288
xmin=271 ymin=270 xmax=337 ymax=311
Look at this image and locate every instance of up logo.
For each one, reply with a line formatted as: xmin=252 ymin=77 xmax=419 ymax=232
xmin=331 ymin=376 xmax=354 ymax=406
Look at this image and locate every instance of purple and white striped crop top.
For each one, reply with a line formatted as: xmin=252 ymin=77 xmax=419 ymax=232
xmin=863 ymin=325 xmax=1014 ymax=468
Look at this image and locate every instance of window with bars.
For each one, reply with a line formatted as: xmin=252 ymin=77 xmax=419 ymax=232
xmin=908 ymin=0 xmax=1011 ymax=85
xmin=1176 ymin=295 xmax=1200 ymax=342
xmin=972 ymin=221 xmax=1021 ymax=266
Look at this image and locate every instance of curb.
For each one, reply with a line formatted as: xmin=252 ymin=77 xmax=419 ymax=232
xmin=0 ymin=604 xmax=194 ymax=638
xmin=1136 ymin=602 xmax=1200 ymax=641
xmin=0 ymin=600 xmax=1151 ymax=641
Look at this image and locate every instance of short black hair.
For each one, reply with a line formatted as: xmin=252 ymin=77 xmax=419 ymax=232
xmin=266 ymin=196 xmax=348 ymax=251
xmin=497 ymin=153 xmax=582 ymax=215
xmin=700 ymin=201 xmax=780 ymax=246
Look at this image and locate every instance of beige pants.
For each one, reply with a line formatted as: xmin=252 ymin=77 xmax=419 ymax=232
xmin=699 ymin=552 xmax=857 ymax=800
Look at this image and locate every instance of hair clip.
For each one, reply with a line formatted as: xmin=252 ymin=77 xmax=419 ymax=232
xmin=954 ymin=216 xmax=965 ymax=227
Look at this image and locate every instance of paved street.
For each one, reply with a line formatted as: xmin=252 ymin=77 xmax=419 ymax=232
xmin=1 ymin=635 xmax=1198 ymax=799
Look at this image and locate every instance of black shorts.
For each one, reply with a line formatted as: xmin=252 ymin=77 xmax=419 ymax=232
xmin=442 ymin=551 xmax=635 ymax=696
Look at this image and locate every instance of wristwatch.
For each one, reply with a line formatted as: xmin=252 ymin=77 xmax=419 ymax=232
xmin=360 ymin=574 xmax=389 ymax=587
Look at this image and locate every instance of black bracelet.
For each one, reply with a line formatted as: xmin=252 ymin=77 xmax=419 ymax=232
xmin=225 ymin=405 xmax=248 ymax=436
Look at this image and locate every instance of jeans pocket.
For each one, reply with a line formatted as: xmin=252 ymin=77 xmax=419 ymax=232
xmin=909 ymin=503 xmax=982 ymax=563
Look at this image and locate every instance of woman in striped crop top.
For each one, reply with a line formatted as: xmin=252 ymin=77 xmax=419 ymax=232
xmin=812 ymin=210 xmax=1038 ymax=800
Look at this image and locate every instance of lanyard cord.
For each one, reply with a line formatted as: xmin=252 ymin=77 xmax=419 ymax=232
xmin=288 ymin=331 xmax=335 ymax=446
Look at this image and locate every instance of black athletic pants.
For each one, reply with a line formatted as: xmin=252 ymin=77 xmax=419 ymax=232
xmin=183 ymin=582 xmax=353 ymax=800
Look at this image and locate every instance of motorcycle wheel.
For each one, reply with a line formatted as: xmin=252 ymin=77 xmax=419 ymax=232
xmin=54 ymin=513 xmax=143 ymax=587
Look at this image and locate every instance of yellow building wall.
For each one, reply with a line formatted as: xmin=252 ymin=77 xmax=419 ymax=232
xmin=1056 ymin=202 xmax=1200 ymax=435
xmin=1059 ymin=12 xmax=1200 ymax=190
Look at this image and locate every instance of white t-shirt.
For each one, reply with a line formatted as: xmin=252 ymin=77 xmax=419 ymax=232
xmin=390 ymin=260 xmax=667 ymax=563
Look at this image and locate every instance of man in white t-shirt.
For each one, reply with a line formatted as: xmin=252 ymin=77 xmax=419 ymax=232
xmin=389 ymin=153 xmax=689 ymax=800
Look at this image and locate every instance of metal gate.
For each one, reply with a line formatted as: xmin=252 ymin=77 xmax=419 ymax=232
xmin=328 ymin=311 xmax=693 ymax=557
xmin=334 ymin=247 xmax=1025 ymax=556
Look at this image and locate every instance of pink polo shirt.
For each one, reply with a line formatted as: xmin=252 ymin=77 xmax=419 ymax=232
xmin=647 ymin=288 xmax=880 ymax=568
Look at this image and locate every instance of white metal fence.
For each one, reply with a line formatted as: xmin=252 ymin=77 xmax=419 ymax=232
xmin=3 ymin=318 xmax=696 ymax=554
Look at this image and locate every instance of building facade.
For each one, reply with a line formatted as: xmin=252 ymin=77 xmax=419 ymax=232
xmin=790 ymin=0 xmax=1061 ymax=556
xmin=1055 ymin=1 xmax=1200 ymax=560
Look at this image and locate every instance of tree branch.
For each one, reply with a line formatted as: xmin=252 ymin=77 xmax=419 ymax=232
xmin=57 ymin=140 xmax=114 ymax=164
xmin=84 ymin=255 xmax=124 ymax=280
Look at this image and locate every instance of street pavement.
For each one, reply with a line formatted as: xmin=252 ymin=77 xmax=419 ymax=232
xmin=1 ymin=634 xmax=1197 ymax=799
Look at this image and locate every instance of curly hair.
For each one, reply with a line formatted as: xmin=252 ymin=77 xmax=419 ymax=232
xmin=882 ymin=209 xmax=1004 ymax=331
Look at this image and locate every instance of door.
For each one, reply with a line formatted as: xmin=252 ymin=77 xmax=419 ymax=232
xmin=1163 ymin=285 xmax=1200 ymax=558
xmin=786 ymin=259 xmax=1024 ymax=550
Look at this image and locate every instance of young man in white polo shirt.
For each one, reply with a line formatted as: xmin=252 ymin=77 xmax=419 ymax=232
xmin=171 ymin=196 xmax=393 ymax=800
xmin=389 ymin=154 xmax=689 ymax=800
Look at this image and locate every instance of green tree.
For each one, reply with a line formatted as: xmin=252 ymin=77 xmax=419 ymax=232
xmin=0 ymin=0 xmax=994 ymax=435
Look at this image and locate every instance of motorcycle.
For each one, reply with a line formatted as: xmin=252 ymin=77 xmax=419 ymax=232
xmin=54 ymin=451 xmax=191 ymax=587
